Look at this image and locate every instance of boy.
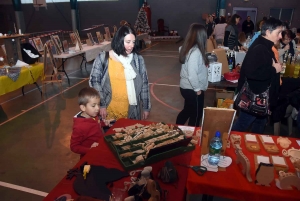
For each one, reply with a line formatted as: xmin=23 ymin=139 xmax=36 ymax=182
xmin=70 ymin=87 xmax=104 ymax=158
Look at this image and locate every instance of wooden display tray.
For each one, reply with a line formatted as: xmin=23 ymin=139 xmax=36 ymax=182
xmin=244 ymin=134 xmax=260 ymax=152
xmin=258 ymin=135 xmax=279 ymax=154
xmin=104 ymin=123 xmax=195 ymax=170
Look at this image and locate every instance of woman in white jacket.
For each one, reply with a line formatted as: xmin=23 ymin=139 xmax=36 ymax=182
xmin=176 ymin=23 xmax=209 ymax=126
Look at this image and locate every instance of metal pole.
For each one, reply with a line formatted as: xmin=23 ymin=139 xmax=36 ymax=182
xmin=70 ymin=0 xmax=78 ymax=31
xmin=12 ymin=0 xmax=26 ymax=33
xmin=219 ymin=0 xmax=226 ymax=17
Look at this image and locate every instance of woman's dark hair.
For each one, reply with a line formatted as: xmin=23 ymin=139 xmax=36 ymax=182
xmin=229 ymin=14 xmax=240 ymax=26
xmin=261 ymin=18 xmax=283 ymax=36
xmin=281 ymin=29 xmax=292 ymax=40
xmin=111 ymin=25 xmax=139 ymax=56
xmin=179 ymin=23 xmax=209 ymax=66
xmin=220 ymin=16 xmax=226 ymax=24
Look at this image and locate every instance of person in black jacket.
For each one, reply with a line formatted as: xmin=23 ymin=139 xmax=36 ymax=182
xmin=232 ymin=18 xmax=283 ymax=134
xmin=242 ymin=16 xmax=254 ymax=37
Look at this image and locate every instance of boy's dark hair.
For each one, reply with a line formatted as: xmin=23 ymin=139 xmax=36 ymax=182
xmin=111 ymin=25 xmax=139 ymax=56
xmin=261 ymin=18 xmax=283 ymax=36
xmin=78 ymin=87 xmax=100 ymax=106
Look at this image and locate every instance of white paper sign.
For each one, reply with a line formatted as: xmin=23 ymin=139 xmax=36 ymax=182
xmin=257 ymin=155 xmax=270 ymax=164
xmin=261 ymin=135 xmax=274 ymax=144
xmin=271 ymin=156 xmax=286 ymax=166
xmin=245 ymin=134 xmax=257 ymax=142
xmin=297 ymin=140 xmax=300 ymax=146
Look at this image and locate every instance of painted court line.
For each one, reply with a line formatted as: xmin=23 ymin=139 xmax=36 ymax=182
xmin=0 ymin=181 xmax=48 ymax=197
xmin=142 ymin=54 xmax=178 ymax=58
xmin=143 ymin=50 xmax=179 ymax=53
xmin=0 ymin=68 xmax=85 ymax=105
xmin=0 ymin=78 xmax=88 ymax=127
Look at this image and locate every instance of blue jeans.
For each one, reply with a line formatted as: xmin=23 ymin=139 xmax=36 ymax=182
xmin=232 ymin=110 xmax=267 ymax=134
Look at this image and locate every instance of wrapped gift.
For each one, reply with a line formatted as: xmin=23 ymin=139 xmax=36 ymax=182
xmin=208 ymin=62 xmax=222 ymax=82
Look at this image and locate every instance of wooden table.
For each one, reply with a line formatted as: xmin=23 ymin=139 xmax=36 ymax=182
xmin=44 ymin=118 xmax=192 ymax=201
xmin=186 ymin=131 xmax=300 ymax=201
xmin=0 ymin=63 xmax=43 ymax=96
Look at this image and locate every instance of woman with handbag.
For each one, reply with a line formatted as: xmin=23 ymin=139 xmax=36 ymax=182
xmin=232 ymin=18 xmax=283 ymax=134
xmin=176 ymin=23 xmax=209 ymax=127
xmin=223 ymin=14 xmax=242 ymax=51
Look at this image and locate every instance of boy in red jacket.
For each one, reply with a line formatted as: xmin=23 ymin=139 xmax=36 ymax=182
xmin=70 ymin=87 xmax=104 ymax=158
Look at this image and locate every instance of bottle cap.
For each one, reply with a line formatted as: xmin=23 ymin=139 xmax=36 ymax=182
xmin=215 ymin=131 xmax=221 ymax=137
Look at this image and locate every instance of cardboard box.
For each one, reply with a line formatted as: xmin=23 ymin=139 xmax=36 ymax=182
xmin=213 ymin=48 xmax=229 ymax=75
xmin=216 ymin=90 xmax=234 ymax=107
xmin=208 ymin=62 xmax=222 ymax=82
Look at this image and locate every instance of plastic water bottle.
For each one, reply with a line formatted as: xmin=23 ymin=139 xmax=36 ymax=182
xmin=245 ymin=36 xmax=251 ymax=48
xmin=228 ymin=58 xmax=233 ymax=72
xmin=208 ymin=131 xmax=222 ymax=166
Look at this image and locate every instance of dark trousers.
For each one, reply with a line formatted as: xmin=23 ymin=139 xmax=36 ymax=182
xmin=232 ymin=110 xmax=267 ymax=134
xmin=176 ymin=88 xmax=204 ymax=127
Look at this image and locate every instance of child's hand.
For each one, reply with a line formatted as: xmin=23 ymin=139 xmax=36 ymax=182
xmin=90 ymin=142 xmax=99 ymax=148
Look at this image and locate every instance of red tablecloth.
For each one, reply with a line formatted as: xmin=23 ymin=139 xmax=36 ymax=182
xmin=186 ymin=131 xmax=300 ymax=201
xmin=44 ymin=119 xmax=192 ymax=201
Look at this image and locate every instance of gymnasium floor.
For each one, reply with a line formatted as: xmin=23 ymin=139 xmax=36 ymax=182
xmin=0 ymin=41 xmax=297 ymax=201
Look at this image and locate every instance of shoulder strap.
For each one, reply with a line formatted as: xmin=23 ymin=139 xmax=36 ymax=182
xmin=102 ymin=51 xmax=109 ymax=70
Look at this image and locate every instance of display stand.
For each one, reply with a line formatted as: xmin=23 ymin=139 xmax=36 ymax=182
xmin=258 ymin=135 xmax=279 ymax=154
xmin=244 ymin=134 xmax=260 ymax=152
xmin=200 ymin=107 xmax=236 ymax=155
xmin=0 ymin=34 xmax=29 ymax=64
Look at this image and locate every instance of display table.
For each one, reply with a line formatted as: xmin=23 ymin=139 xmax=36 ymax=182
xmin=0 ymin=63 xmax=43 ymax=96
xmin=186 ymin=131 xmax=300 ymax=201
xmin=53 ymin=42 xmax=111 ymax=85
xmin=44 ymin=118 xmax=192 ymax=201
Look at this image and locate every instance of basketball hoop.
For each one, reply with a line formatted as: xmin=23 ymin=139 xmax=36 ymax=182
xmin=33 ymin=0 xmax=46 ymax=11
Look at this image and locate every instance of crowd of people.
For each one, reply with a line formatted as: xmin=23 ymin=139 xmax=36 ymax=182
xmin=69 ymin=16 xmax=300 ymax=158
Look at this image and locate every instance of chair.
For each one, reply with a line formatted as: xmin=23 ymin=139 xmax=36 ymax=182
xmin=157 ymin=19 xmax=169 ymax=36
xmin=42 ymin=41 xmax=64 ymax=95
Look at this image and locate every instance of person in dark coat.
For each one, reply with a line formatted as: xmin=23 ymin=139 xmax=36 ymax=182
xmin=242 ymin=16 xmax=254 ymax=37
xmin=232 ymin=18 xmax=283 ymax=134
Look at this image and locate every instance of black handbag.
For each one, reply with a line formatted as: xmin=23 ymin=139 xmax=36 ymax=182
xmin=235 ymin=79 xmax=270 ymax=116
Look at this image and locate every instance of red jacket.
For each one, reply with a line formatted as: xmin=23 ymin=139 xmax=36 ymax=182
xmin=70 ymin=114 xmax=104 ymax=157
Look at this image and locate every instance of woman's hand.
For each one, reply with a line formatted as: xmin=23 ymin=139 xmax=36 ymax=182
xmin=100 ymin=108 xmax=107 ymax=120
xmin=284 ymin=44 xmax=290 ymax=51
xmin=142 ymin=111 xmax=150 ymax=120
xmin=272 ymin=59 xmax=282 ymax=73
xmin=196 ymin=90 xmax=202 ymax=95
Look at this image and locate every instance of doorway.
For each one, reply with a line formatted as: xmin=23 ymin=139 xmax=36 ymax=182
xmin=232 ymin=7 xmax=257 ymax=32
